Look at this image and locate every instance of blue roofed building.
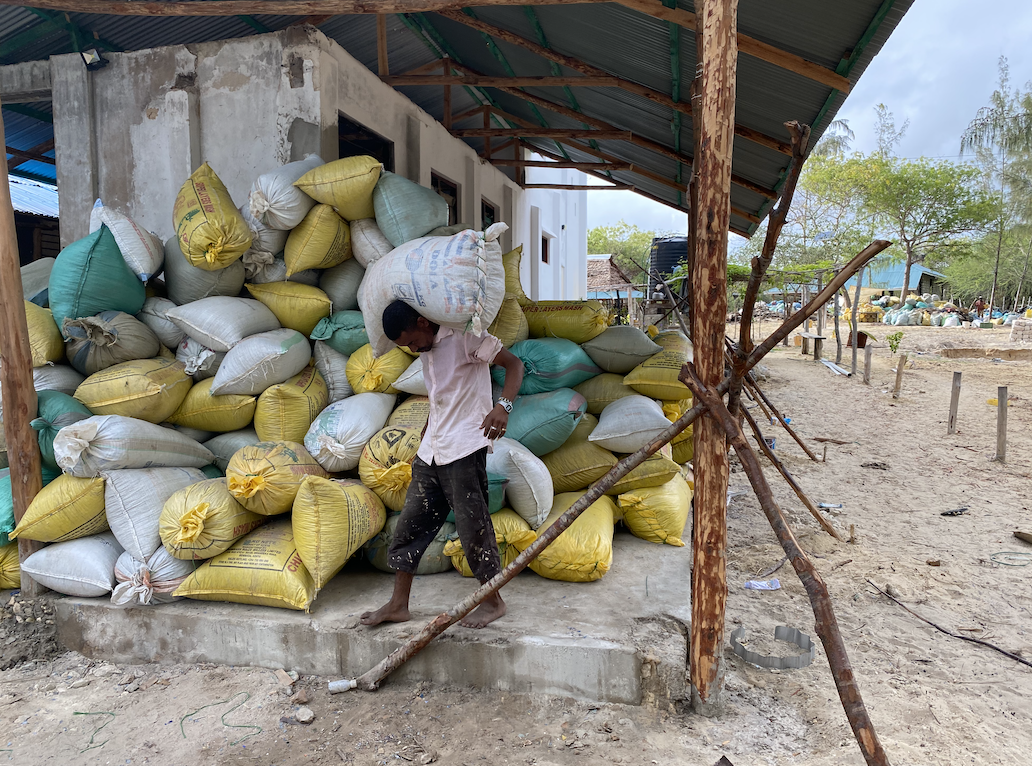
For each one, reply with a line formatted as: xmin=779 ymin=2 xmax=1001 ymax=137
xmin=844 ymin=257 xmax=947 ymax=297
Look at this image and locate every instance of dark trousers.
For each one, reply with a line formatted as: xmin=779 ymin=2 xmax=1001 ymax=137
xmin=388 ymin=448 xmax=502 ymax=583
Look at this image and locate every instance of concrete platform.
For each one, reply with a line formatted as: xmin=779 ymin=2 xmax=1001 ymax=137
xmin=54 ymin=531 xmax=691 ymax=706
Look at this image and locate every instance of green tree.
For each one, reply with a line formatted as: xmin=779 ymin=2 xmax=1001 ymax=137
xmin=587 ymin=220 xmax=671 ymax=280
xmin=960 ymin=58 xmax=1032 ymax=314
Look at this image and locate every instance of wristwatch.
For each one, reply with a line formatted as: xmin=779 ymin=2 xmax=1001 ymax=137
xmin=497 ymin=397 xmax=514 ymax=413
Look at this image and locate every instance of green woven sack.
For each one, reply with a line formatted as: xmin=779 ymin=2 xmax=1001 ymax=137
xmin=507 ymin=389 xmax=588 ymax=456
xmin=372 ymin=172 xmax=449 ymax=248
xmin=310 ymin=311 xmax=369 ymax=356
xmin=31 ymin=390 xmax=93 ymax=472
xmin=49 ymin=226 xmax=146 ymax=335
xmin=492 ymin=338 xmax=601 ymax=396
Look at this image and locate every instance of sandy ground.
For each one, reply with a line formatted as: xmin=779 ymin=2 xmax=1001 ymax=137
xmin=0 ymin=323 xmax=1029 ymax=766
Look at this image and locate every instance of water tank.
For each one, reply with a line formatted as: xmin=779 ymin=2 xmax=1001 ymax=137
xmin=649 ymin=237 xmax=687 ymax=296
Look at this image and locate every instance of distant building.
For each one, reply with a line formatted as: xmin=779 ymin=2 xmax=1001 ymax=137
xmin=586 ymin=254 xmax=642 ymax=324
xmin=844 ymin=257 xmax=947 ymax=296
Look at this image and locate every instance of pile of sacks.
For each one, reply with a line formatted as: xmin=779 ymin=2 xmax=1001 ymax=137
xmin=1 ymin=154 xmax=694 ymax=611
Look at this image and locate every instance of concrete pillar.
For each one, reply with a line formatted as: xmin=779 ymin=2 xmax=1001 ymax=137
xmin=405 ymin=114 xmax=422 ymax=184
xmin=164 ymin=87 xmax=201 ymax=183
xmin=51 ymin=55 xmax=98 ymax=246
xmin=463 ymin=155 xmax=478 ymax=227
xmin=502 ymin=183 xmax=515 ymax=252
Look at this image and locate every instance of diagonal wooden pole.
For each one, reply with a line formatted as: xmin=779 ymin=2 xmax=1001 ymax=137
xmin=330 ymin=239 xmax=890 ymax=693
xmin=682 ymin=364 xmax=890 ymax=766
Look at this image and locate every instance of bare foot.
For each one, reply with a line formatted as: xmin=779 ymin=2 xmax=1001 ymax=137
xmin=360 ymin=601 xmax=411 ymax=626
xmin=460 ymin=594 xmax=506 ymax=629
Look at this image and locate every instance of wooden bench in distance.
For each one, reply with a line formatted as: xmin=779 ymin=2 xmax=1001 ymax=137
xmin=800 ymin=332 xmax=826 ymax=361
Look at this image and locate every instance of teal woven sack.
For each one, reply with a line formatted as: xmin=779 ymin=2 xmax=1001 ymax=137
xmin=310 ymin=311 xmax=369 ymax=356
xmin=507 ymin=388 xmax=587 ymax=456
xmin=372 ymin=172 xmax=449 ymax=248
xmin=49 ymin=225 xmax=145 ymax=335
xmin=492 ymin=338 xmax=602 ymax=396
xmin=0 ymin=471 xmax=13 ymax=546
xmin=31 ymin=390 xmax=93 ymax=472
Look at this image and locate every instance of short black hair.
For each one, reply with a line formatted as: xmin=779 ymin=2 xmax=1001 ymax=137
xmin=382 ymin=301 xmax=423 ymax=341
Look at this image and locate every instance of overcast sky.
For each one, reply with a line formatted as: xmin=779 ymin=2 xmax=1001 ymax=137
xmin=584 ymin=0 xmax=1032 ymax=239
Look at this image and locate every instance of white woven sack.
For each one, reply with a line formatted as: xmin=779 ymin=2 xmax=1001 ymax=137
xmin=162 ymin=237 xmax=246 ymax=306
xmin=360 ymin=223 xmax=508 ymax=357
xmin=320 ymin=258 xmax=365 ymax=313
xmin=112 ymin=548 xmax=196 ymax=606
xmin=171 ymin=425 xmax=214 ymax=443
xmin=139 ymin=297 xmax=186 ymax=349
xmin=304 ymin=392 xmax=395 ymax=472
xmin=104 ymin=466 xmax=207 ymax=560
xmin=314 ymin=341 xmax=353 ymax=403
xmin=32 ymin=364 xmax=85 ymax=395
xmin=248 ymin=154 xmax=323 ymax=230
xmin=588 ymin=395 xmax=671 ymax=453
xmin=244 ymin=254 xmax=319 ymax=286
xmin=203 ymin=428 xmax=261 ymax=472
xmin=485 ymin=437 xmax=553 ymax=528
xmin=89 ymin=199 xmax=164 ymax=282
xmin=393 ymin=356 xmax=428 ymax=396
xmin=166 ymin=297 xmax=280 ymax=353
xmin=350 ymin=218 xmax=393 ymax=268
xmin=54 ymin=415 xmax=214 ymax=477
xmin=211 ymin=328 xmax=311 ymax=396
xmin=240 ymin=206 xmax=290 ymax=266
xmin=21 ymin=532 xmax=124 ymax=597
xmin=176 ymin=337 xmax=225 ymax=380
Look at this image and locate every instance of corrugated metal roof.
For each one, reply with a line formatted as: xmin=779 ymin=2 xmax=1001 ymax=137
xmin=8 ymin=176 xmax=58 ymax=217
xmin=0 ymin=0 xmax=914 ymax=232
xmin=845 ymin=258 xmax=947 ymax=291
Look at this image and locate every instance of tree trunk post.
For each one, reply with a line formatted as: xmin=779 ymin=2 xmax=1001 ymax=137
xmin=0 ymin=101 xmax=45 ymax=596
xmin=900 ymin=250 xmax=913 ymax=305
xmin=995 ymin=385 xmax=1007 ymax=462
xmin=892 ymin=353 xmax=907 ymax=399
xmin=863 ymin=344 xmax=873 ymax=386
xmin=689 ymin=0 xmax=737 ymax=715
xmin=947 ymin=371 xmax=961 ymax=435
xmin=851 ymin=266 xmax=864 ymax=376
xmin=833 ymin=273 xmax=842 ymax=365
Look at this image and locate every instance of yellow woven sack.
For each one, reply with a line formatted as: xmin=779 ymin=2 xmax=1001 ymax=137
xmin=246 ymin=282 xmax=332 ymax=337
xmin=358 ymin=426 xmax=422 ymax=511
xmin=624 ymin=330 xmax=693 ymax=400
xmin=619 ymin=475 xmax=692 ymax=546
xmin=254 ymin=365 xmax=328 ymax=443
xmin=9 ymin=474 xmax=107 ymax=543
xmin=540 ymin=413 xmax=617 ymax=493
xmin=0 ymin=543 xmax=19 ymax=590
xmin=26 ymin=301 xmax=63 ymax=366
xmin=174 ymin=520 xmax=314 ymax=610
xmin=159 ymin=478 xmax=265 ymax=560
xmin=444 ymin=508 xmax=536 ymax=577
xmin=523 ymin=300 xmax=610 ymax=344
xmin=284 ymin=204 xmax=352 ymax=276
xmin=346 ymin=344 xmax=412 ymax=394
xmin=293 ymin=155 xmax=382 ymax=221
xmin=661 ymin=398 xmax=695 ymax=447
xmin=529 ymin=492 xmax=615 ymax=582
xmin=226 ymin=440 xmax=328 ymax=516
xmin=74 ymin=358 xmax=192 ymax=424
xmin=387 ymin=396 xmax=430 ymax=431
xmin=172 ymin=162 xmax=252 ymax=271
xmin=672 ymin=439 xmax=694 ymax=465
xmin=573 ymin=373 xmax=638 ymax=415
xmin=168 ymin=378 xmax=256 ymax=433
xmin=488 ymin=294 xmax=530 ymax=347
xmin=606 ymin=452 xmax=680 ymax=496
xmin=502 ymin=246 xmax=529 ymax=305
xmin=292 ymin=476 xmax=386 ymax=590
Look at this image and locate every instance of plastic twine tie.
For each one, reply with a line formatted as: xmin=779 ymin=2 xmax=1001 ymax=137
xmin=204 ymin=235 xmax=226 ymax=264
xmin=378 ymin=461 xmax=412 ymax=492
xmin=176 ymin=503 xmax=210 ymax=545
xmin=228 ymin=473 xmax=267 ymax=499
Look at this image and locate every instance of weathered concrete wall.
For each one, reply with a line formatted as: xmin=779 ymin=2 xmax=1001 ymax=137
xmin=47 ymin=26 xmax=529 ymax=260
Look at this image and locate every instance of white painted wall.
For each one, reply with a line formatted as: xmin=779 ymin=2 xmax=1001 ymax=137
xmin=515 ymin=154 xmax=588 ymax=301
xmin=48 ymin=26 xmax=525 ymax=252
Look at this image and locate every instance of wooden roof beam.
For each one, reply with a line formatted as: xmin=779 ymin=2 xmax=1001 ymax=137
xmin=491 ymin=158 xmax=632 ymax=170
xmin=436 ymin=9 xmax=791 ymax=156
xmin=611 ymin=0 xmax=851 ymax=93
xmin=453 ymin=127 xmax=632 ymax=140
xmin=384 ymin=74 xmax=624 ymax=87
xmin=6 ymin=139 xmax=55 ymax=170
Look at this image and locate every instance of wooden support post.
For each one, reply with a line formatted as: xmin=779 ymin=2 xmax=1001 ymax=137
xmin=851 ymin=266 xmax=863 ymax=376
xmin=683 ymin=367 xmax=892 ymax=766
xmin=833 ymin=275 xmax=842 ymax=365
xmin=995 ymin=385 xmax=1007 ymax=462
xmin=863 ymin=345 xmax=873 ymax=386
xmin=483 ymin=107 xmax=492 ymax=162
xmin=892 ymin=354 xmax=907 ymax=399
xmin=442 ymin=59 xmax=452 ymax=131
xmin=376 ymin=14 xmax=389 ymax=76
xmin=947 ymin=371 xmax=961 ymax=434
xmin=689 ymin=0 xmax=737 ymax=715
xmin=747 ymin=378 xmax=819 ymax=462
xmin=0 ymin=102 xmax=44 ymax=596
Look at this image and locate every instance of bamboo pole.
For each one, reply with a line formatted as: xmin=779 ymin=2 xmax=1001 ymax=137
xmin=742 ymin=408 xmax=843 ymax=540
xmin=682 ymin=366 xmax=891 ymax=766
xmin=331 ymin=239 xmax=888 ymax=694
xmin=688 ymin=0 xmax=738 ymax=713
xmin=0 ymin=102 xmax=44 ymax=596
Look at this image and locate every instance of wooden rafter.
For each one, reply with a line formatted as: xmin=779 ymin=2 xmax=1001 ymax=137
xmin=525 ymin=183 xmax=630 ymax=190
xmin=611 ymin=0 xmax=851 ymax=93
xmin=490 ymin=159 xmax=631 ymax=170
xmin=383 ymin=74 xmax=623 ymax=87
xmin=376 ymin=13 xmax=389 ymax=75
xmin=453 ymin=127 xmax=631 ymax=140
xmin=436 ymin=9 xmax=791 ymax=156
xmin=6 ymin=139 xmax=55 ymax=169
